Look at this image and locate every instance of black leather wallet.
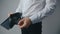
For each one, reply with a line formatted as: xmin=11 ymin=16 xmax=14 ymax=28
xmin=1 ymin=12 xmax=22 ymax=30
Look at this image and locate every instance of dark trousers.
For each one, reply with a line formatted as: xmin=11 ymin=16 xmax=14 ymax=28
xmin=21 ymin=22 xmax=42 ymax=34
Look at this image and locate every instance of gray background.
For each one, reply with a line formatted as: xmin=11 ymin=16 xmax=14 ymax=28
xmin=0 ymin=0 xmax=60 ymax=34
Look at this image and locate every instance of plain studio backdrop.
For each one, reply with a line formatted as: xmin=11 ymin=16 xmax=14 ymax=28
xmin=0 ymin=0 xmax=60 ymax=34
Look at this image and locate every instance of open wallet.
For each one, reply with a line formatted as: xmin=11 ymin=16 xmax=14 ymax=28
xmin=0 ymin=12 xmax=22 ymax=30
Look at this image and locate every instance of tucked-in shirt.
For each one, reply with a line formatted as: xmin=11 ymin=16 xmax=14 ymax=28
xmin=16 ymin=0 xmax=56 ymax=24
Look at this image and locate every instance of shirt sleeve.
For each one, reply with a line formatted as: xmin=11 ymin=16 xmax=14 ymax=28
xmin=29 ymin=0 xmax=56 ymax=24
xmin=15 ymin=0 xmax=22 ymax=13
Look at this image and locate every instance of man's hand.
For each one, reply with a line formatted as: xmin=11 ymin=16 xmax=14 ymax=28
xmin=18 ymin=17 xmax=31 ymax=29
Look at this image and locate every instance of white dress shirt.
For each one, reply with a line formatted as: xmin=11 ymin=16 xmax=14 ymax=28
xmin=16 ymin=0 xmax=56 ymax=24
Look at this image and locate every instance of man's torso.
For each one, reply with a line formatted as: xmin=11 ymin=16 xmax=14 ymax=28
xmin=19 ymin=0 xmax=46 ymax=17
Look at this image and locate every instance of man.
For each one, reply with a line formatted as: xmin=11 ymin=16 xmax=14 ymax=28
xmin=15 ymin=0 xmax=56 ymax=34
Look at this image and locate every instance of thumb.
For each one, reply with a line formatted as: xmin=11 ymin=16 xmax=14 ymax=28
xmin=18 ymin=19 xmax=24 ymax=26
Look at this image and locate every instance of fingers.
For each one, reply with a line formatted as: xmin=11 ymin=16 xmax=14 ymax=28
xmin=8 ymin=12 xmax=12 ymax=17
xmin=18 ymin=19 xmax=24 ymax=26
xmin=18 ymin=19 xmax=27 ymax=29
xmin=20 ymin=23 xmax=26 ymax=29
xmin=18 ymin=19 xmax=25 ymax=29
xmin=18 ymin=18 xmax=31 ymax=29
xmin=20 ymin=20 xmax=27 ymax=29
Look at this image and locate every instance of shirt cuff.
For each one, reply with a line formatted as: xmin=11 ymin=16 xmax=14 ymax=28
xmin=29 ymin=14 xmax=39 ymax=24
